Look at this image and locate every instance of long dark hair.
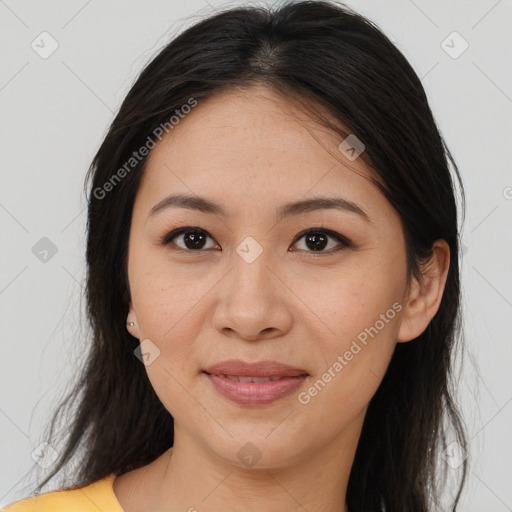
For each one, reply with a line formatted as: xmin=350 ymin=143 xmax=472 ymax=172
xmin=28 ymin=1 xmax=468 ymax=510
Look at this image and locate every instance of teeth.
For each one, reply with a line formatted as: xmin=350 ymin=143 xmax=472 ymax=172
xmin=216 ymin=374 xmax=283 ymax=383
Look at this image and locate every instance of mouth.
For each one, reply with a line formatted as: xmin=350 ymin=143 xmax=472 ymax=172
xmin=202 ymin=370 xmax=309 ymax=405
xmin=201 ymin=359 xmax=310 ymax=405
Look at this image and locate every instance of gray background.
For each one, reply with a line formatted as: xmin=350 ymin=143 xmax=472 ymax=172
xmin=1 ymin=0 xmax=511 ymax=510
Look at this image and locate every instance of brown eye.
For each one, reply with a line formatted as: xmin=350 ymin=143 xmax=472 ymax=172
xmin=290 ymin=229 xmax=350 ymax=255
xmin=161 ymin=226 xmax=350 ymax=255
xmin=163 ymin=227 xmax=218 ymax=251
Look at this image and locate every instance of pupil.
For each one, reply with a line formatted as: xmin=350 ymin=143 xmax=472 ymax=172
xmin=306 ymin=233 xmax=327 ymax=251
xmin=185 ymin=231 xmax=206 ymax=249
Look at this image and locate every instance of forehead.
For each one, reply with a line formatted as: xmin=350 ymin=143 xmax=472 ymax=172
xmin=135 ymin=85 xmax=392 ymax=225
xmin=152 ymin=85 xmax=358 ymax=165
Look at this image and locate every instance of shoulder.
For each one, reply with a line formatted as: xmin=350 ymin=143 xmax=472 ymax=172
xmin=1 ymin=474 xmax=123 ymax=512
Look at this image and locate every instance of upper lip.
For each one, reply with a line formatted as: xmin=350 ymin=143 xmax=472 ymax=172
xmin=203 ymin=359 xmax=309 ymax=378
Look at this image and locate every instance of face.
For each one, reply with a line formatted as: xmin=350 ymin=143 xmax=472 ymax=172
xmin=126 ymin=85 xmax=412 ymax=467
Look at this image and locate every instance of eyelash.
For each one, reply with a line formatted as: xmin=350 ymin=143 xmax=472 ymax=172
xmin=160 ymin=226 xmax=351 ymax=256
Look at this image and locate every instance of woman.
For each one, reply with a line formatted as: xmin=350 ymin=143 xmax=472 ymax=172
xmin=2 ymin=1 xmax=468 ymax=511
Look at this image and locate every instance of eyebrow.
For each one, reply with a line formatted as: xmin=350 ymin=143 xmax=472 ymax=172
xmin=148 ymin=193 xmax=372 ymax=224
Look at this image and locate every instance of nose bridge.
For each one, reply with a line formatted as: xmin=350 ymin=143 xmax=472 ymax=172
xmin=229 ymin=235 xmax=275 ymax=303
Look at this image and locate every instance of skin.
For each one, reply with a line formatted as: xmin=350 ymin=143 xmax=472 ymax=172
xmin=114 ymin=85 xmax=450 ymax=512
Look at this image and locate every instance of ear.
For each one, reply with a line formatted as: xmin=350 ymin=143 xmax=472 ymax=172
xmin=126 ymin=301 xmax=141 ymax=339
xmin=397 ymin=239 xmax=450 ymax=343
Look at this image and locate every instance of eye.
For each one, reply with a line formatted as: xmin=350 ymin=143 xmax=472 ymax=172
xmin=161 ymin=227 xmax=351 ymax=254
xmin=290 ymin=228 xmax=351 ymax=255
xmin=162 ymin=227 xmax=219 ymax=251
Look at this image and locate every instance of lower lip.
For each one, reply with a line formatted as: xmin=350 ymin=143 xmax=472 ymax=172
xmin=203 ymin=372 xmax=308 ymax=406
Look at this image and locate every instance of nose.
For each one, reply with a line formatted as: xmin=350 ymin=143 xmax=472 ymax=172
xmin=211 ymin=245 xmax=293 ymax=341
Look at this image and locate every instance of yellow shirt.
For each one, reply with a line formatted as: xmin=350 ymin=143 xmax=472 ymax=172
xmin=1 ymin=473 xmax=124 ymax=512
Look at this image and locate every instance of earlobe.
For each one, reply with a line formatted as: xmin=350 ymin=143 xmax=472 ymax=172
xmin=126 ymin=302 xmax=140 ymax=338
xmin=397 ymin=239 xmax=450 ymax=343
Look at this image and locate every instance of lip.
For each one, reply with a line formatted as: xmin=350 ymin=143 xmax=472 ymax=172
xmin=202 ymin=359 xmax=309 ymax=406
xmin=204 ymin=372 xmax=308 ymax=405
xmin=203 ymin=359 xmax=309 ymax=378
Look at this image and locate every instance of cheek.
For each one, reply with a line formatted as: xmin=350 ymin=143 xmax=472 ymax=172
xmin=129 ymin=244 xmax=201 ymax=330
xmin=296 ymin=257 xmax=404 ymax=407
xmin=128 ymin=263 xmax=209 ymax=387
xmin=130 ymin=266 xmax=207 ymax=419
xmin=298 ymin=257 xmax=404 ymax=345
xmin=297 ymin=294 xmax=401 ymax=430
